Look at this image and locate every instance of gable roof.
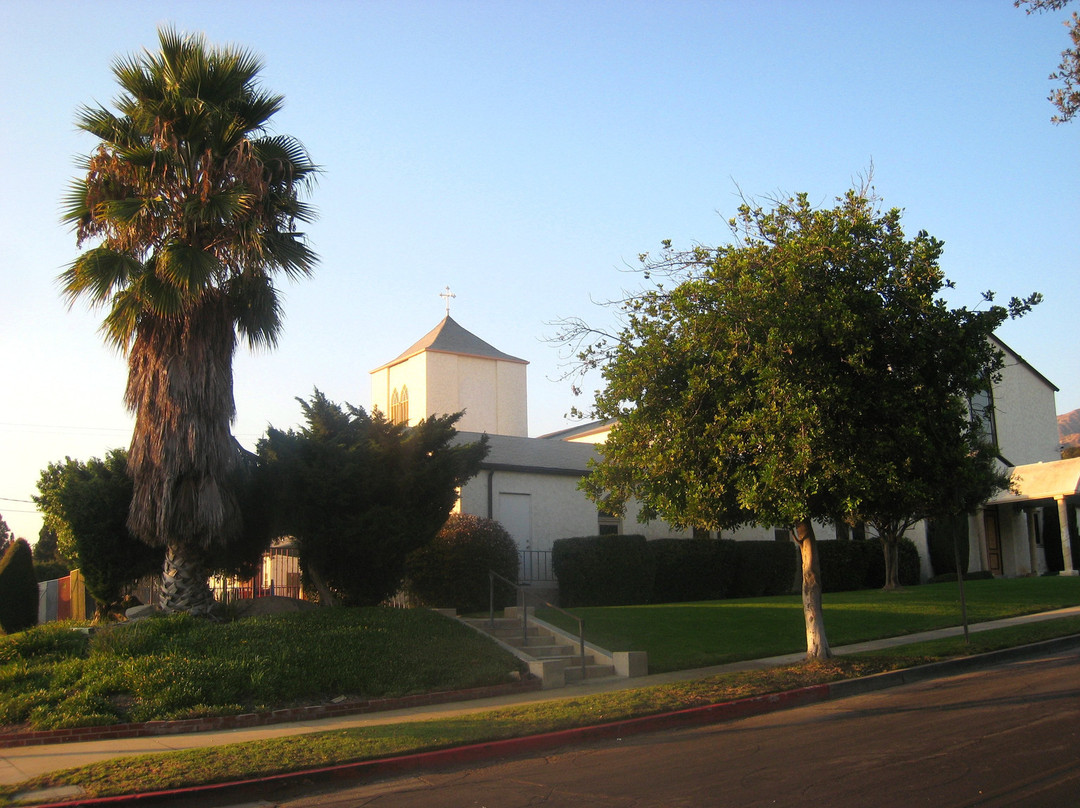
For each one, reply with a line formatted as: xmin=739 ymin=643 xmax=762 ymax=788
xmin=992 ymin=335 xmax=1059 ymax=392
xmin=454 ymin=431 xmax=598 ymax=476
xmin=539 ymin=418 xmax=615 ymax=441
xmin=373 ymin=316 xmax=527 ymax=372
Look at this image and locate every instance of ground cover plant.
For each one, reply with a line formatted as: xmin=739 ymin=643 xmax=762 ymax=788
xmin=538 ymin=577 xmax=1080 ymax=672
xmin=0 ymin=608 xmax=523 ymax=731
xmin=4 ymin=614 xmax=1080 ymax=804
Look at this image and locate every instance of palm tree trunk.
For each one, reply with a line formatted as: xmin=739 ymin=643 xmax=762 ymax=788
xmin=160 ymin=544 xmax=215 ymax=616
xmin=125 ymin=299 xmax=241 ymax=615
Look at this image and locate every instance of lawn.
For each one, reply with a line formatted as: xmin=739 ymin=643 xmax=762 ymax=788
xmin=539 ymin=576 xmax=1080 ymax=672
xmin=0 ymin=607 xmax=524 ymax=731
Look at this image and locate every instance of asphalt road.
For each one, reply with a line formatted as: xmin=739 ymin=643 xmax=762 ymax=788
xmin=257 ymin=648 xmax=1080 ymax=808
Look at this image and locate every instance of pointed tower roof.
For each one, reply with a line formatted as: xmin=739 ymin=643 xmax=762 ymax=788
xmin=373 ymin=316 xmax=527 ymax=372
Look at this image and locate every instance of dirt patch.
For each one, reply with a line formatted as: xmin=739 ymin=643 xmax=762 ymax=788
xmin=226 ymin=596 xmax=318 ymax=619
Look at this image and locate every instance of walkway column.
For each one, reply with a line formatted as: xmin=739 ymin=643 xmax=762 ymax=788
xmin=1057 ymin=495 xmax=1077 ymax=576
xmin=1026 ymin=508 xmax=1039 ymax=576
xmin=972 ymin=508 xmax=990 ymax=573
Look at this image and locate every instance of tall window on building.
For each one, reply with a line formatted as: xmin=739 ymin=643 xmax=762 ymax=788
xmin=390 ymin=386 xmax=409 ymax=425
xmin=969 ymin=383 xmax=998 ymax=447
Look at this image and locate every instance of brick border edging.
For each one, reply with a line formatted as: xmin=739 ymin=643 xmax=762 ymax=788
xmin=0 ymin=677 xmax=543 ymax=749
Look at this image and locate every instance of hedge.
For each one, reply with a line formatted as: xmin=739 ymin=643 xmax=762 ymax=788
xmin=818 ymin=538 xmax=920 ymax=591
xmin=552 ymin=535 xmax=653 ymax=607
xmin=553 ymin=535 xmax=919 ymax=607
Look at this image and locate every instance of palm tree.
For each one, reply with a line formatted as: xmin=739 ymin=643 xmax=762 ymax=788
xmin=61 ymin=27 xmax=318 ymax=615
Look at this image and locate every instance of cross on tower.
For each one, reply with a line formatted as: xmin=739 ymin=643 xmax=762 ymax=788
xmin=440 ymin=285 xmax=456 ymax=315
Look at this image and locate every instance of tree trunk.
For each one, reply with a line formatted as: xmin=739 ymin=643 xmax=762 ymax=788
xmin=305 ymin=564 xmax=337 ymax=607
xmin=160 ymin=544 xmax=215 ymax=616
xmin=792 ymin=520 xmax=831 ymax=660
xmin=881 ymin=536 xmax=901 ymax=591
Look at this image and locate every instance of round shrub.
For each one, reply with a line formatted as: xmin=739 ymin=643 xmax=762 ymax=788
xmin=404 ymin=514 xmax=520 ymax=613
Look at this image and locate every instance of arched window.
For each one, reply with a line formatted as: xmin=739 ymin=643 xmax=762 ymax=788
xmin=390 ymin=386 xmax=409 ymax=425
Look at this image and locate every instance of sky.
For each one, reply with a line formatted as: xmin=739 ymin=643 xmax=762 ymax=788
xmin=1 ymin=0 xmax=1077 ymax=544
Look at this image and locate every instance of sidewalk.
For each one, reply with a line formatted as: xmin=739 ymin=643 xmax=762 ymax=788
xmin=4 ymin=605 xmax=1080 ymax=801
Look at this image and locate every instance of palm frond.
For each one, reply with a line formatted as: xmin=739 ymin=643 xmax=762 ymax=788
xmin=228 ymin=272 xmax=283 ymax=349
xmin=60 ymin=248 xmax=142 ymax=308
xmin=157 ymin=242 xmax=219 ymax=296
xmin=260 ymin=230 xmax=318 ymax=280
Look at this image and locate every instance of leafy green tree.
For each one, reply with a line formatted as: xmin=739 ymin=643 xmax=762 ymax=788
xmin=1017 ymin=0 xmax=1079 ymax=123
xmin=32 ymin=525 xmax=63 ymax=563
xmin=260 ymin=391 xmax=488 ymax=606
xmin=560 ymin=186 xmax=1034 ymax=659
xmin=61 ymin=28 xmax=318 ymax=615
xmin=0 ymin=539 xmax=39 ymax=634
xmin=34 ymin=452 xmax=163 ymax=617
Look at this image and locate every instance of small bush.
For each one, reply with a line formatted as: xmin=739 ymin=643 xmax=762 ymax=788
xmin=0 ymin=539 xmax=39 ymax=634
xmin=552 ymin=535 xmax=653 ymax=607
xmin=926 ymin=513 xmax=970 ymax=576
xmin=404 ymin=514 xmax=520 ymax=613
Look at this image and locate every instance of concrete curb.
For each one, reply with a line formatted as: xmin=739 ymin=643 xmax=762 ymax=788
xmin=21 ymin=634 xmax=1080 ymax=807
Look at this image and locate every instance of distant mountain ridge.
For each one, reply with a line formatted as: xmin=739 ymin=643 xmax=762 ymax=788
xmin=1060 ymin=408 xmax=1080 ymax=449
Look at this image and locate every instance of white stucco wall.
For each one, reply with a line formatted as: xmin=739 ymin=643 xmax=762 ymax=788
xmin=370 ymin=353 xmax=428 ymax=422
xmin=993 ymin=346 xmax=1060 ymax=465
xmin=371 ymin=351 xmax=527 ymax=436
xmin=422 ymin=353 xmax=528 ymax=436
xmin=457 ymin=469 xmax=691 ymax=553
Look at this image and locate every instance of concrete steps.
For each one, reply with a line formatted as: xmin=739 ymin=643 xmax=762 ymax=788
xmin=459 ymin=611 xmax=646 ymax=689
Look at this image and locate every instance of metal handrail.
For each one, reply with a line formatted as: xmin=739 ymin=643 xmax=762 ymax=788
xmin=489 ymin=570 xmax=586 ymax=681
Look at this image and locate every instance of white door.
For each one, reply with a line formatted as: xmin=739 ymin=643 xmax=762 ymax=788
xmin=498 ymin=492 xmax=532 ymax=551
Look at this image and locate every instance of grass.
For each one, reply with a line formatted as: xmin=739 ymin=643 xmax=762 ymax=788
xmin=538 ymin=577 xmax=1080 ymax=671
xmin=4 ymin=614 xmax=1080 ymax=804
xmin=0 ymin=608 xmax=524 ymax=731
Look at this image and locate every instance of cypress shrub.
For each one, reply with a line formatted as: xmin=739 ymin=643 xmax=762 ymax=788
xmin=648 ymin=539 xmax=736 ymax=603
xmin=0 ymin=539 xmax=39 ymax=634
xmin=403 ymin=514 xmax=520 ymax=613
xmin=552 ymin=535 xmax=653 ymax=607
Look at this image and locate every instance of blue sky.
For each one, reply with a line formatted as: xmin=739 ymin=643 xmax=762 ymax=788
xmin=1 ymin=0 xmax=1076 ymax=543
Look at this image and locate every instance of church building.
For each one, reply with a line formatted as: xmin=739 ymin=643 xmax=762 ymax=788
xmin=369 ymin=314 xmax=692 ymax=580
xmin=372 ymin=315 xmax=1078 ymax=584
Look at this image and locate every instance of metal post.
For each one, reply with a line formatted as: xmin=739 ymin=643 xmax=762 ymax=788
xmin=579 ymin=617 xmax=586 ymax=680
